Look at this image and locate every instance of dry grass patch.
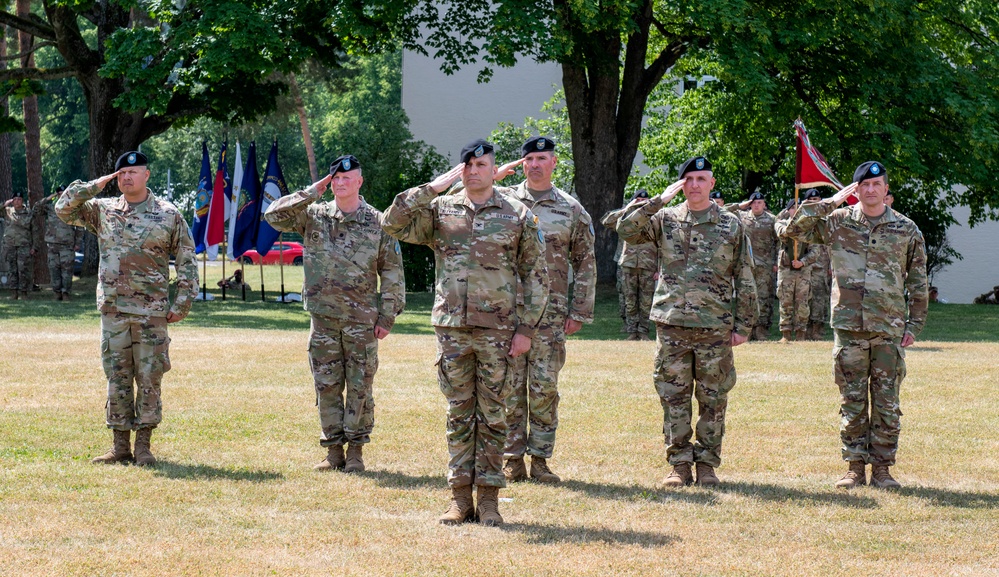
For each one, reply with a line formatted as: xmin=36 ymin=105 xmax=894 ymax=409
xmin=2 ymin=323 xmax=998 ymax=576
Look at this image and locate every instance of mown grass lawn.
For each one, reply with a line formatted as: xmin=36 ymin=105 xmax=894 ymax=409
xmin=1 ymin=271 xmax=997 ymax=575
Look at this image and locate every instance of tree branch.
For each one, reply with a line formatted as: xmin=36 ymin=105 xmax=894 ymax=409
xmin=0 ymin=10 xmax=56 ymax=41
xmin=0 ymin=41 xmax=56 ymax=61
xmin=0 ymin=65 xmax=75 ymax=82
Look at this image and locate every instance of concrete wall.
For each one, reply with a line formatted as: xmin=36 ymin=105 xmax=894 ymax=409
xmin=932 ymin=204 xmax=999 ymax=303
xmin=401 ymin=50 xmax=561 ymax=163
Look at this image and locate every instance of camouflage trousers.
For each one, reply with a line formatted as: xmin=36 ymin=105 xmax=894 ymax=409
xmin=100 ymin=311 xmax=171 ymax=431
xmin=777 ymin=267 xmax=811 ymax=332
xmin=616 ymin=266 xmax=626 ymax=321
xmin=654 ymin=324 xmax=736 ymax=467
xmin=504 ymin=311 xmax=567 ymax=459
xmin=308 ymin=314 xmax=378 ymax=447
xmin=48 ymin=244 xmax=75 ymax=294
xmin=4 ymin=244 xmax=31 ymax=292
xmin=809 ymin=269 xmax=831 ymax=323
xmin=752 ymin=264 xmax=775 ymax=330
xmin=622 ymin=266 xmax=655 ymax=335
xmin=435 ymin=326 xmax=513 ymax=488
xmin=833 ymin=330 xmax=906 ymax=466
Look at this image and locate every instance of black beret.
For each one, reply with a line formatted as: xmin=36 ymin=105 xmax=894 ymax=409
xmin=853 ymin=161 xmax=886 ymax=183
xmin=786 ymin=198 xmax=798 ymax=209
xmin=330 ymin=155 xmax=361 ymax=175
xmin=803 ymin=188 xmax=822 ymax=200
xmin=678 ymin=156 xmax=712 ymax=178
xmin=748 ymin=191 xmax=765 ymax=201
xmin=634 ymin=189 xmax=650 ymax=199
xmin=709 ymin=191 xmax=723 ymax=200
xmin=521 ymin=136 xmax=556 ymax=157
xmin=55 ymin=185 xmax=66 ymax=193
xmin=115 ymin=151 xmax=148 ymax=170
xmin=460 ymin=139 xmax=494 ymax=164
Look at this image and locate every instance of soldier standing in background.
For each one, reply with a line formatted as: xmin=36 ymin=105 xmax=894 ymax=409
xmin=382 ymin=139 xmax=548 ymax=527
xmin=710 ymin=191 xmax=725 ymax=207
xmin=607 ymin=190 xmax=657 ymax=341
xmin=802 ymin=189 xmax=832 ymax=340
xmin=490 ymin=136 xmax=596 ymax=485
xmin=780 ymin=161 xmax=927 ymax=489
xmin=724 ymin=191 xmax=778 ymax=340
xmin=37 ymin=186 xmax=82 ymax=301
xmin=265 ymin=155 xmax=405 ymax=474
xmin=775 ymin=199 xmax=817 ymax=342
xmin=2 ymin=194 xmax=36 ymax=299
xmin=57 ymin=151 xmax=199 ymax=466
xmin=599 ymin=204 xmax=629 ymax=333
xmin=617 ymin=156 xmax=757 ymax=487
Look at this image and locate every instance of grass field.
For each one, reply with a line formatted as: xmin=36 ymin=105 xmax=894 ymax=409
xmin=2 ymin=270 xmax=998 ymax=575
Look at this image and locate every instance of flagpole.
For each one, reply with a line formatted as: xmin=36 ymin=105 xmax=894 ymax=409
xmin=221 ymin=250 xmax=227 ymax=301
xmin=793 ymin=184 xmax=800 ymax=261
xmin=259 ymin=260 xmax=265 ymax=302
xmin=278 ymin=232 xmax=286 ymax=302
xmin=240 ymin=260 xmax=246 ymax=301
xmin=201 ymin=251 xmax=207 ymax=300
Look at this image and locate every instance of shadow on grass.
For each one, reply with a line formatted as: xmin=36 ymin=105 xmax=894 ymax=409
xmin=363 ymin=469 xmax=444 ymax=490
xmin=152 ymin=461 xmax=283 ymax=483
xmin=502 ymin=521 xmax=679 ymax=548
xmin=560 ymin=479 xmax=879 ymax=509
xmin=898 ymin=486 xmax=999 ymax=509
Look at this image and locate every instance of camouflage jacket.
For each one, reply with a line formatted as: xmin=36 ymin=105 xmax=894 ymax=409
xmin=501 ymin=182 xmax=596 ymax=323
xmin=779 ymin=200 xmax=928 ymax=338
xmin=1 ymin=205 xmax=33 ymax=247
xmin=56 ymin=180 xmax=199 ymax=318
xmin=600 ymin=207 xmax=657 ymax=271
xmin=617 ymin=198 xmax=759 ymax=337
xmin=774 ymin=218 xmax=819 ymax=272
xmin=36 ymin=195 xmax=82 ymax=246
xmin=264 ymin=186 xmax=405 ymax=329
xmin=381 ymin=184 xmax=549 ymax=337
xmin=810 ymin=244 xmax=831 ymax=281
xmin=724 ymin=205 xmax=778 ymax=270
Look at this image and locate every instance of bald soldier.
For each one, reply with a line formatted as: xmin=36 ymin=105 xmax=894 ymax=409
xmin=382 ymin=139 xmax=548 ymax=526
xmin=489 ymin=136 xmax=596 ymax=485
xmin=617 ymin=156 xmax=757 ymax=487
xmin=57 ymin=151 xmax=199 ymax=466
xmin=724 ymin=191 xmax=778 ymax=340
xmin=779 ymin=161 xmax=927 ymax=489
xmin=265 ymin=154 xmax=405 ymax=473
xmin=2 ymin=194 xmax=36 ymax=299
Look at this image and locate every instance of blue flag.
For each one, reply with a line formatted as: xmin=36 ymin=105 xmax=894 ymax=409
xmin=191 ymin=142 xmax=212 ymax=254
xmin=232 ymin=142 xmax=261 ymax=259
xmin=256 ymin=141 xmax=288 ymax=256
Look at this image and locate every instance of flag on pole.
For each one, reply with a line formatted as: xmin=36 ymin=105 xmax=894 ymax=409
xmin=794 ymin=118 xmax=843 ymax=191
xmin=256 ymin=141 xmax=289 ymax=256
xmin=205 ymin=142 xmax=230 ymax=259
xmin=191 ymin=142 xmax=212 ymax=254
xmin=232 ymin=142 xmax=261 ymax=259
xmin=227 ymin=142 xmax=244 ymax=260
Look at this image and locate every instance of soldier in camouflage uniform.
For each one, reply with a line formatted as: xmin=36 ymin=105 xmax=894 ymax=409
xmin=489 ymin=136 xmax=595 ymax=485
xmin=780 ymin=161 xmax=927 ymax=489
xmin=382 ymin=139 xmax=548 ymax=527
xmin=57 ymin=151 xmax=199 ymax=466
xmin=802 ymin=190 xmax=832 ymax=340
xmin=617 ymin=156 xmax=757 ymax=487
xmin=599 ymin=206 xmax=628 ymax=331
xmin=265 ymin=154 xmax=405 ymax=474
xmin=604 ymin=191 xmax=658 ymax=341
xmin=775 ymin=200 xmax=818 ymax=342
xmin=37 ymin=186 xmax=82 ymax=300
xmin=724 ymin=191 xmax=778 ymax=340
xmin=2 ymin=194 xmax=36 ymax=299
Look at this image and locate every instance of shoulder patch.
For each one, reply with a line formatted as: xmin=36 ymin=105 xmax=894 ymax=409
xmin=394 ymin=240 xmax=401 ymax=254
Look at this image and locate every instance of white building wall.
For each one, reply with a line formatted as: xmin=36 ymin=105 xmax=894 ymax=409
xmin=932 ymin=204 xmax=999 ymax=303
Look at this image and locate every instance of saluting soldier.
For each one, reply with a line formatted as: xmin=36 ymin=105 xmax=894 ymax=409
xmin=2 ymin=193 xmax=36 ymax=299
xmin=780 ymin=161 xmax=928 ymax=489
xmin=37 ymin=185 xmax=82 ymax=300
xmin=382 ymin=139 xmax=548 ymax=527
xmin=490 ymin=136 xmax=596 ymax=485
xmin=265 ymin=155 xmax=405 ymax=474
xmin=724 ymin=191 xmax=778 ymax=340
xmin=802 ymin=189 xmax=832 ymax=340
xmin=604 ymin=190 xmax=657 ymax=341
xmin=56 ymin=151 xmax=199 ymax=466
xmin=617 ymin=156 xmax=757 ymax=487
xmin=774 ymin=199 xmax=818 ymax=342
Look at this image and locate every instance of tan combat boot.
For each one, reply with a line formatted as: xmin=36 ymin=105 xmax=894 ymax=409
xmin=754 ymin=326 xmax=769 ymax=341
xmin=133 ymin=427 xmax=156 ymax=466
xmin=779 ymin=330 xmax=791 ymax=343
xmin=794 ymin=330 xmax=806 ymax=341
xmin=638 ymin=332 xmax=652 ymax=342
xmin=530 ymin=456 xmax=561 ymax=484
xmin=503 ymin=456 xmax=528 ymax=482
xmin=870 ymin=465 xmax=901 ymax=489
xmin=438 ymin=485 xmax=474 ymax=525
xmin=475 ymin=485 xmax=504 ymax=526
xmin=662 ymin=462 xmax=693 ymax=487
xmin=626 ymin=333 xmax=640 ymax=341
xmin=695 ymin=463 xmax=720 ymax=486
xmin=834 ymin=461 xmax=867 ymax=489
xmin=91 ymin=429 xmax=133 ymax=464
xmin=344 ymin=443 xmax=364 ymax=473
xmin=314 ymin=444 xmax=345 ymax=471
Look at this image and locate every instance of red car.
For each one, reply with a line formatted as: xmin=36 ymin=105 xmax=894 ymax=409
xmin=238 ymin=242 xmax=304 ymax=265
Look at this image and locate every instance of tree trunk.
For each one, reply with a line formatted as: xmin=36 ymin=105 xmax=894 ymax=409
xmin=290 ymin=73 xmax=318 ymax=182
xmin=18 ymin=0 xmax=48 ymax=285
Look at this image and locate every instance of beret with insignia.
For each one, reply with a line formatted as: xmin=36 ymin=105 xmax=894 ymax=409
xmin=803 ymin=188 xmax=822 ymax=200
xmin=634 ymin=189 xmax=650 ymax=199
xmin=521 ymin=135 xmax=556 ymax=157
xmin=853 ymin=161 xmax=887 ymax=183
xmin=460 ymin=139 xmax=494 ymax=164
xmin=709 ymin=191 xmax=723 ymax=200
xmin=748 ymin=191 xmax=765 ymax=201
xmin=330 ymin=155 xmax=361 ymax=176
xmin=678 ymin=156 xmax=712 ymax=178
xmin=115 ymin=151 xmax=148 ymax=170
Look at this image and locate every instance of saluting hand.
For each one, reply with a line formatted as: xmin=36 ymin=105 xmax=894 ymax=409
xmin=430 ymin=163 xmax=465 ymax=194
xmin=658 ymin=178 xmax=687 ymax=204
xmin=494 ymin=158 xmax=525 ymax=182
xmin=831 ymin=183 xmax=858 ymax=206
xmin=94 ymin=171 xmax=121 ymax=191
xmin=313 ymin=174 xmax=333 ymax=195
